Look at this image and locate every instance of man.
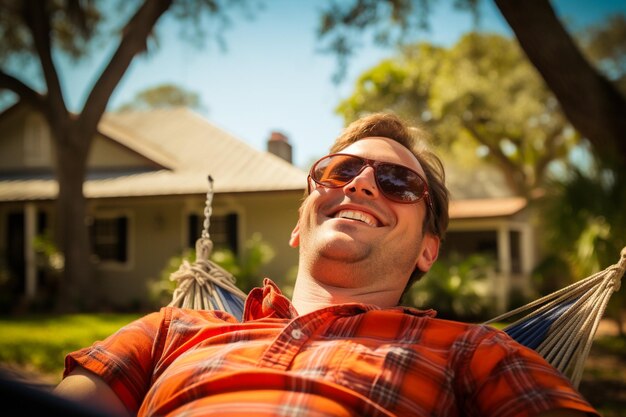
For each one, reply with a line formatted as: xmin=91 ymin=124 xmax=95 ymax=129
xmin=55 ymin=113 xmax=597 ymax=417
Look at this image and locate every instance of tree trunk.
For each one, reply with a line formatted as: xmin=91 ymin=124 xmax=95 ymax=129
xmin=54 ymin=126 xmax=93 ymax=311
xmin=494 ymin=0 xmax=626 ymax=164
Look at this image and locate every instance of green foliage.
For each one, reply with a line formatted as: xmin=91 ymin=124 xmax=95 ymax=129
xmin=406 ymin=252 xmax=495 ymax=320
xmin=216 ymin=233 xmax=275 ymax=293
xmin=579 ymin=13 xmax=626 ymax=87
xmin=33 ymin=231 xmax=64 ymax=273
xmin=0 ymin=1 xmax=104 ymax=61
xmin=0 ymin=0 xmax=254 ymax=65
xmin=147 ymin=249 xmax=195 ymax=308
xmin=0 ymin=232 xmax=65 ymax=313
xmin=337 ymin=33 xmax=580 ymax=197
xmin=0 ymin=313 xmax=140 ymax=382
xmin=147 ymin=233 xmax=275 ymax=308
xmin=336 ymin=43 xmax=445 ymax=124
xmin=116 ymin=83 xmax=204 ymax=112
xmin=537 ymin=157 xmax=626 ymax=332
xmin=317 ymin=0 xmax=478 ymax=81
xmin=541 ymin=160 xmax=625 ymax=278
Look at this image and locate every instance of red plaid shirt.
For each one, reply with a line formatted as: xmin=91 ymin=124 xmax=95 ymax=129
xmin=65 ymin=279 xmax=597 ymax=417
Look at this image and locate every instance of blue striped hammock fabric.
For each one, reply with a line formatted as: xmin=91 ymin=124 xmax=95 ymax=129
xmin=484 ymin=248 xmax=625 ymax=387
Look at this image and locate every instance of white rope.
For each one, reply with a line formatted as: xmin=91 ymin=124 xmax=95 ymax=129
xmin=484 ymin=247 xmax=626 ymax=387
xmin=168 ymin=257 xmax=247 ymax=310
xmin=168 ymin=176 xmax=247 ymax=312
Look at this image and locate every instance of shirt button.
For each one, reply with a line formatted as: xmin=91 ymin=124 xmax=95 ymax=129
xmin=291 ymin=328 xmax=303 ymax=340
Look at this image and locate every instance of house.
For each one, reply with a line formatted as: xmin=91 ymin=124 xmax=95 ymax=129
xmin=0 ymin=103 xmax=535 ymax=312
xmin=0 ymin=104 xmax=306 ymax=309
xmin=443 ymin=162 xmax=534 ymax=312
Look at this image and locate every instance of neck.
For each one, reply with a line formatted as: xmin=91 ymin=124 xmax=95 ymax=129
xmin=291 ymin=272 xmax=402 ymax=315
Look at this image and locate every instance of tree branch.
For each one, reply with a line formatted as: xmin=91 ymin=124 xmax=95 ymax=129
xmin=495 ymin=0 xmax=626 ymax=164
xmin=22 ymin=0 xmax=67 ymax=122
xmin=534 ymin=120 xmax=568 ymax=187
xmin=0 ymin=70 xmax=45 ymax=111
xmin=464 ymin=121 xmax=526 ymax=195
xmin=79 ymin=0 xmax=173 ymax=137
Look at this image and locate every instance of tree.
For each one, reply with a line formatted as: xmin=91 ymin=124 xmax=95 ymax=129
xmin=494 ymin=0 xmax=626 ymax=166
xmin=318 ymin=0 xmax=626 ymax=165
xmin=337 ymin=33 xmax=578 ymax=197
xmin=0 ymin=0 xmax=249 ymax=309
xmin=116 ymin=83 xmax=204 ymax=112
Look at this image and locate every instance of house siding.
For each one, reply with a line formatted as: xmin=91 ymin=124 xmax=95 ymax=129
xmin=86 ymin=191 xmax=301 ymax=308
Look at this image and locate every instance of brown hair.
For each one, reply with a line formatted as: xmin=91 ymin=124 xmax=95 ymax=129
xmin=328 ymin=113 xmax=450 ymax=286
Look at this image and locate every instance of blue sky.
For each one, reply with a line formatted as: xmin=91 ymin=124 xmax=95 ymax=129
xmin=50 ymin=0 xmax=626 ymax=168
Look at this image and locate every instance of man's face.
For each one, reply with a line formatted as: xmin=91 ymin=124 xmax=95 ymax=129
xmin=290 ymin=137 xmax=439 ymax=291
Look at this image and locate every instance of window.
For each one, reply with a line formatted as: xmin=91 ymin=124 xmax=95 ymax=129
xmin=90 ymin=216 xmax=128 ymax=263
xmin=188 ymin=213 xmax=238 ymax=255
xmin=23 ymin=113 xmax=51 ymax=166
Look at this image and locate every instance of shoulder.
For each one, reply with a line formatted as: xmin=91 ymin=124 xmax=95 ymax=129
xmin=110 ymin=307 xmax=240 ymax=352
xmin=162 ymin=306 xmax=240 ymax=323
xmin=428 ymin=319 xmax=531 ymax=358
xmin=412 ymin=314 xmax=504 ymax=347
xmin=155 ymin=306 xmax=241 ymax=339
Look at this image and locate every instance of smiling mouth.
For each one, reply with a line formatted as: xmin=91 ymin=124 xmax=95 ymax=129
xmin=333 ymin=210 xmax=379 ymax=227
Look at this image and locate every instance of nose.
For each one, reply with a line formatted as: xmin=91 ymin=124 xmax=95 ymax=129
xmin=343 ymin=166 xmax=380 ymax=199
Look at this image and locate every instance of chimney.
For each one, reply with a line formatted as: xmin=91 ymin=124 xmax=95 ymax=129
xmin=267 ymin=131 xmax=292 ymax=163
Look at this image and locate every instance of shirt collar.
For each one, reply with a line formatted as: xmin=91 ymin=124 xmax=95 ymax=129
xmin=243 ymin=278 xmax=298 ymax=321
xmin=243 ymin=278 xmax=437 ymax=321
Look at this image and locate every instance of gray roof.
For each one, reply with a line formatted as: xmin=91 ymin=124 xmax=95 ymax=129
xmin=0 ymin=106 xmax=526 ymax=219
xmin=0 ymin=108 xmax=307 ymax=201
xmin=445 ymin=162 xmax=515 ymax=200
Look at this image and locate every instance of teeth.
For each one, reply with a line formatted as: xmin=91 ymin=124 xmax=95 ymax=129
xmin=334 ymin=210 xmax=378 ymax=227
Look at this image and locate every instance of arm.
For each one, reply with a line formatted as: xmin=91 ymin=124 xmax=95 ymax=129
xmin=54 ymin=366 xmax=131 ymax=417
xmin=465 ymin=328 xmax=599 ymax=417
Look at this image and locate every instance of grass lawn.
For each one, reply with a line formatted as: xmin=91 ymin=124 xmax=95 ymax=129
xmin=0 ymin=314 xmax=624 ymax=415
xmin=579 ymin=334 xmax=626 ymax=417
xmin=0 ymin=313 xmax=141 ymax=384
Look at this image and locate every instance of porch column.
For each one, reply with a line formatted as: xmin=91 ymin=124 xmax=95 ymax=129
xmin=24 ymin=203 xmax=37 ymax=299
xmin=496 ymin=225 xmax=511 ymax=313
xmin=520 ymin=224 xmax=535 ymax=294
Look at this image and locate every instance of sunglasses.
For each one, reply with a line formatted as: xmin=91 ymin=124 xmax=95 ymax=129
xmin=308 ymin=153 xmax=432 ymax=209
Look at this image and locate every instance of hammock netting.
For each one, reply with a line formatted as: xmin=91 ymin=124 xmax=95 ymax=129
xmin=484 ymin=247 xmax=625 ymax=387
xmin=170 ymin=176 xmax=625 ymax=387
xmin=167 ymin=177 xmax=246 ymax=318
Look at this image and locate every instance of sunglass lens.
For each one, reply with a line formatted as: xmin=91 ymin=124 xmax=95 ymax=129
xmin=314 ymin=155 xmax=363 ymax=186
xmin=377 ymin=164 xmax=424 ymax=202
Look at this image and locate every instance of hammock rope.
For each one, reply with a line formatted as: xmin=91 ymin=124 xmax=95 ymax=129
xmin=168 ymin=176 xmax=247 ymax=316
xmin=484 ymin=247 xmax=626 ymax=387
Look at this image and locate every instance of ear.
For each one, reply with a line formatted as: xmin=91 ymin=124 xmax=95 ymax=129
xmin=415 ymin=234 xmax=439 ymax=272
xmin=289 ymin=221 xmax=301 ymax=248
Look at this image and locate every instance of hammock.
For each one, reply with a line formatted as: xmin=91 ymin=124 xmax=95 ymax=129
xmin=484 ymin=248 xmax=625 ymax=387
xmin=170 ymin=176 xmax=625 ymax=387
xmin=167 ymin=176 xmax=246 ymax=317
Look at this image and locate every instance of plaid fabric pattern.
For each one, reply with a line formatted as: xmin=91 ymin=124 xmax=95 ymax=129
xmin=65 ymin=279 xmax=598 ymax=417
